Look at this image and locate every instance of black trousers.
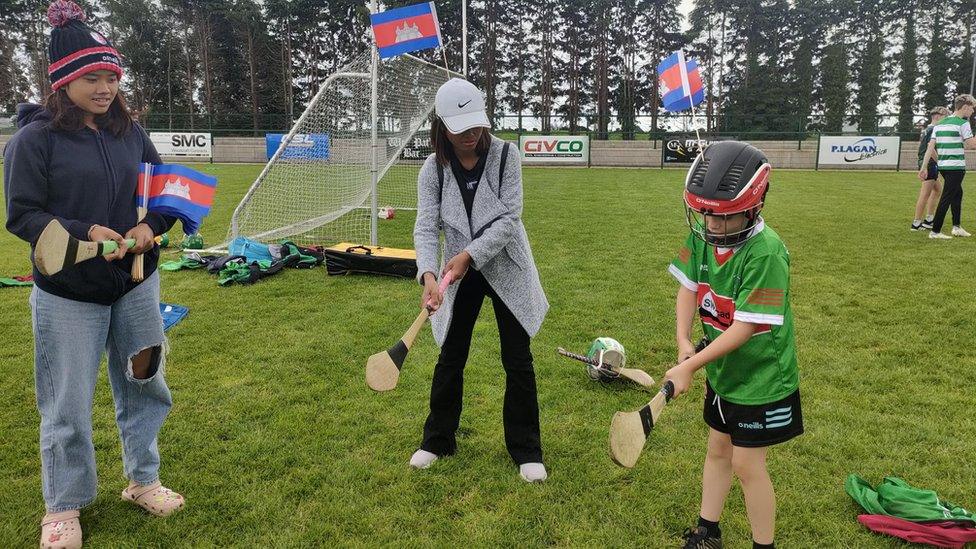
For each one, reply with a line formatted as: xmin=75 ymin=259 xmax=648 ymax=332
xmin=421 ymin=269 xmax=543 ymax=464
xmin=932 ymin=169 xmax=965 ymax=232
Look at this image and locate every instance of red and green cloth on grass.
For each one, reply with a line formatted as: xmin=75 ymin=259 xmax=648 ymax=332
xmin=1 ymin=275 xmax=33 ymax=288
xmin=847 ymin=474 xmax=976 ymax=548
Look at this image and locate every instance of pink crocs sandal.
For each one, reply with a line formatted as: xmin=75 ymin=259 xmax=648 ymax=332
xmin=121 ymin=481 xmax=185 ymax=517
xmin=40 ymin=509 xmax=82 ymax=549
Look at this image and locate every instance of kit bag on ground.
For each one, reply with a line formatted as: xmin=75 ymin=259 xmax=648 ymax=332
xmin=324 ymin=243 xmax=417 ymax=278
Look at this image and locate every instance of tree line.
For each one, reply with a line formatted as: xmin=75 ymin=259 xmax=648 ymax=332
xmin=0 ymin=0 xmax=973 ymax=138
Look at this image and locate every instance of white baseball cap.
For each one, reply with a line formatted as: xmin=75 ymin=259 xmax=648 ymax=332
xmin=435 ymin=78 xmax=490 ymax=134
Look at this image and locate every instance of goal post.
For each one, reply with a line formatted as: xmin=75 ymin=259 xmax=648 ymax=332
xmin=222 ymin=50 xmax=460 ymax=249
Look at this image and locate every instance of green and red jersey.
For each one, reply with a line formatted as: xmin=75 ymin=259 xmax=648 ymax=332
xmin=669 ymin=220 xmax=799 ymax=405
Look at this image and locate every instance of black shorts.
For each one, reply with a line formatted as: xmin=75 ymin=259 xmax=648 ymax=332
xmin=924 ymin=160 xmax=939 ymax=182
xmin=703 ymin=380 xmax=804 ymax=447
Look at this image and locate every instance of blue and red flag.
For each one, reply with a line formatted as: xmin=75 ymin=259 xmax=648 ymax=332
xmin=658 ymin=51 xmax=705 ymax=113
xmin=370 ymin=2 xmax=442 ymax=59
xmin=136 ymin=163 xmax=217 ymax=235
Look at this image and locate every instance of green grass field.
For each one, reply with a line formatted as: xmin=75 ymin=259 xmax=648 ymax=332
xmin=2 ymin=164 xmax=975 ymax=548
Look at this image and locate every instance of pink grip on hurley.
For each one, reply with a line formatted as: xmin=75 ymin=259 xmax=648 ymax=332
xmin=426 ymin=272 xmax=455 ymax=311
xmin=438 ymin=272 xmax=454 ymax=293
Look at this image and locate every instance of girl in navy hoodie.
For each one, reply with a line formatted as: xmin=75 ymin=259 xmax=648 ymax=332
xmin=4 ymin=3 xmax=184 ymax=546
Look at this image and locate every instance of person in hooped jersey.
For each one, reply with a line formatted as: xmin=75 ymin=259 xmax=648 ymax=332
xmin=919 ymin=94 xmax=976 ymax=239
xmin=664 ymin=142 xmax=802 ymax=549
xmin=912 ymin=106 xmax=949 ymax=231
xmin=3 ymin=2 xmax=184 ymax=547
xmin=411 ymin=78 xmax=550 ymax=482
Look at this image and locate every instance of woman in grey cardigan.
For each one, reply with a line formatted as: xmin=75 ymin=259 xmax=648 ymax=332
xmin=411 ymin=79 xmax=550 ymax=482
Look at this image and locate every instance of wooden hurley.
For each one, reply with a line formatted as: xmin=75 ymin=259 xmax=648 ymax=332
xmin=131 ymin=164 xmax=152 ymax=282
xmin=608 ymin=381 xmax=676 ymax=468
xmin=607 ymin=338 xmax=710 ymax=468
xmin=365 ymin=272 xmax=455 ymax=392
xmin=556 ymin=347 xmax=656 ymax=389
xmin=34 ymin=220 xmax=135 ymax=277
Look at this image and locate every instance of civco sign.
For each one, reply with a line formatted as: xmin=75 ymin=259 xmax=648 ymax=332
xmin=817 ymin=136 xmax=900 ymax=167
xmin=519 ymin=135 xmax=589 ymax=164
xmin=150 ymin=132 xmax=213 ymax=158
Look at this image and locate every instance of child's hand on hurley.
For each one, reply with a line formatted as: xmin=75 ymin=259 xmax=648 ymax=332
xmin=664 ymin=362 xmax=694 ymax=398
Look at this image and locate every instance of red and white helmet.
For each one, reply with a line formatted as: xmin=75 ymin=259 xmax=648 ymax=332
xmin=683 ymin=141 xmax=771 ymax=246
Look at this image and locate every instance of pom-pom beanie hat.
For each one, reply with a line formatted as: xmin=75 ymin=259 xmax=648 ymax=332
xmin=47 ymin=0 xmax=123 ymax=90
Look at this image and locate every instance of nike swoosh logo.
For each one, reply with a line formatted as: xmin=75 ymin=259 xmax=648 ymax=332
xmin=458 ymin=100 xmax=472 ymax=109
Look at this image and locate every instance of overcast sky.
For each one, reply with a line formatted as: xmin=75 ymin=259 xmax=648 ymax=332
xmin=679 ymin=0 xmax=693 ymax=29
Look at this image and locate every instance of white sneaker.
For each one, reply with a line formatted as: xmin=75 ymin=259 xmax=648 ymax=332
xmin=929 ymin=231 xmax=953 ymax=239
xmin=409 ymin=449 xmax=438 ymax=469
xmin=951 ymin=226 xmax=971 ymax=237
xmin=519 ymin=462 xmax=547 ymax=483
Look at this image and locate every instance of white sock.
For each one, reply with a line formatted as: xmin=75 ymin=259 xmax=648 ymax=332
xmin=913 ymin=219 xmax=922 ymax=225
xmin=409 ymin=449 xmax=438 ymax=469
xmin=519 ymin=462 xmax=547 ymax=483
xmin=926 ymin=215 xmax=934 ymax=222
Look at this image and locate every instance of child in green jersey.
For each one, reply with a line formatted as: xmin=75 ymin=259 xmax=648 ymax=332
xmin=665 ymin=141 xmax=802 ymax=549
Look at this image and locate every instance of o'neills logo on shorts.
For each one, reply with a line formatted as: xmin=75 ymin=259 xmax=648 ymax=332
xmin=738 ymin=422 xmax=764 ymax=430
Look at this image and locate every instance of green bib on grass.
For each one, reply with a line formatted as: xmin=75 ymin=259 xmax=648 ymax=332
xmin=846 ymin=474 xmax=976 ymax=524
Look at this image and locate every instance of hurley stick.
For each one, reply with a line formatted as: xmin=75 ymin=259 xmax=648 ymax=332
xmin=34 ymin=220 xmax=135 ymax=276
xmin=556 ymin=347 xmax=656 ymax=389
xmin=365 ymin=272 xmax=454 ymax=392
xmin=607 ymin=338 xmax=709 ymax=468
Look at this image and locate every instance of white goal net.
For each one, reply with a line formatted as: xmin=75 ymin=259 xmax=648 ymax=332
xmin=226 ymin=50 xmax=459 ymax=247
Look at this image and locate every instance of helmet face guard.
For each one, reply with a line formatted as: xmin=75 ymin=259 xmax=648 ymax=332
xmin=683 ymin=142 xmax=771 ymax=247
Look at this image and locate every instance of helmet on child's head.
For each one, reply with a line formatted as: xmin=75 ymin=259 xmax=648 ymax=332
xmin=684 ymin=141 xmax=770 ymax=247
xmin=585 ymin=337 xmax=625 ymax=382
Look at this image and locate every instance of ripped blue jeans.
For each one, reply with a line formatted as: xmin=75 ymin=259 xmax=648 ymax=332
xmin=30 ymin=270 xmax=172 ymax=512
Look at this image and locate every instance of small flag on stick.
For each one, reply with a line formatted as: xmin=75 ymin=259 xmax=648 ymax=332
xmin=658 ymin=51 xmax=705 ymax=113
xmin=136 ymin=163 xmax=217 ymax=236
xmin=370 ymin=2 xmax=443 ymax=59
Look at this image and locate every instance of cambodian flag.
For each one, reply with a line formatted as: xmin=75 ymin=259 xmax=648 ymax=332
xmin=370 ymin=2 xmax=442 ymax=59
xmin=658 ymin=51 xmax=705 ymax=113
xmin=136 ymin=163 xmax=217 ymax=235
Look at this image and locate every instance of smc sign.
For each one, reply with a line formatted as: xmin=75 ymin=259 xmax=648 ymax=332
xmin=172 ymin=134 xmax=208 ymax=148
xmin=519 ymin=135 xmax=589 ymax=164
xmin=818 ymin=136 xmax=900 ymax=168
xmin=150 ymin=132 xmax=212 ymax=158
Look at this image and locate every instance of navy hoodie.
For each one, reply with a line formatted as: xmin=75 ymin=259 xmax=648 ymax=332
xmin=4 ymin=104 xmax=176 ymax=305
